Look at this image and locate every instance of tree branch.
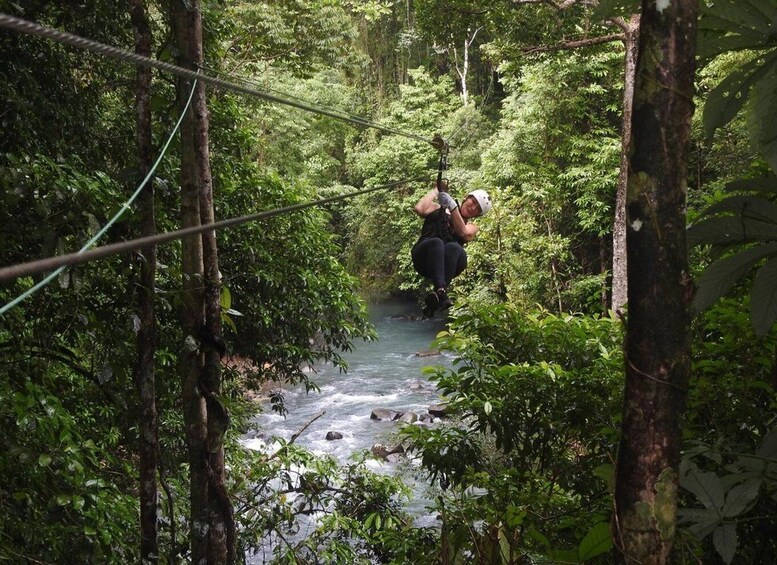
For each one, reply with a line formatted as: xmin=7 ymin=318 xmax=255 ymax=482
xmin=522 ymin=33 xmax=624 ymax=54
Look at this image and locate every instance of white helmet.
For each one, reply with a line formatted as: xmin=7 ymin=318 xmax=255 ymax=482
xmin=466 ymin=189 xmax=492 ymax=216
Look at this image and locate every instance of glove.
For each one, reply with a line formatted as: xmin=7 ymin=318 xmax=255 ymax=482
xmin=438 ymin=191 xmax=457 ymax=211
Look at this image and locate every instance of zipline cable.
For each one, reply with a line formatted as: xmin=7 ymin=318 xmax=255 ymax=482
xmin=0 ymin=12 xmax=435 ymax=147
xmin=0 ymin=177 xmax=428 ymax=288
xmin=198 ymin=63 xmax=421 ymax=142
xmin=0 ymin=78 xmax=199 ymax=316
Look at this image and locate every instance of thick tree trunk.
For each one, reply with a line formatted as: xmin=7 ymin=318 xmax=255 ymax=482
xmin=611 ymin=14 xmax=640 ymax=313
xmin=130 ymin=1 xmax=159 ymax=562
xmin=614 ymin=1 xmax=697 ymax=563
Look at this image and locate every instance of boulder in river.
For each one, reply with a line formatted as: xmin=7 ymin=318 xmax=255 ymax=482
xmin=371 ymin=443 xmax=405 ymax=460
xmin=415 ymin=349 xmax=440 ymax=357
xmin=428 ymin=403 xmax=451 ymax=418
xmin=398 ymin=412 xmax=419 ymax=424
xmin=371 ymin=408 xmax=402 ymax=421
xmin=325 ymin=431 xmax=343 ymax=441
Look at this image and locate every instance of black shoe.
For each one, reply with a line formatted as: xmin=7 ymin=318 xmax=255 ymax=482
xmin=436 ymin=288 xmax=453 ymax=310
xmin=423 ymin=291 xmax=439 ymax=317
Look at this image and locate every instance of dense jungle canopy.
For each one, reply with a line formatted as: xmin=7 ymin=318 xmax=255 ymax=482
xmin=1 ymin=0 xmax=776 ymax=563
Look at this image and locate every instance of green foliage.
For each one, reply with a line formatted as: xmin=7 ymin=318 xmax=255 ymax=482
xmin=688 ymin=174 xmax=777 ymax=335
xmin=221 ymin=0 xmax=361 ymax=78
xmin=401 ymin=303 xmax=623 ymax=561
xmin=477 ymin=49 xmax=622 ymax=311
xmin=675 ymin=298 xmax=777 ymax=562
xmin=689 ymin=0 xmax=777 ymax=334
xmin=698 ymin=0 xmax=777 ymax=172
xmin=677 ymin=428 xmax=777 ymax=564
xmin=342 ymin=68 xmax=461 ymax=293
xmin=231 ymin=442 xmax=435 ymax=563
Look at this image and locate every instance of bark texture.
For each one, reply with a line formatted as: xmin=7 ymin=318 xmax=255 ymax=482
xmin=171 ymin=1 xmax=208 ymax=561
xmin=611 ymin=14 xmax=640 ymax=312
xmin=172 ymin=2 xmax=233 ymax=562
xmin=130 ymin=1 xmax=159 ymax=561
xmin=614 ymin=1 xmax=697 ymax=563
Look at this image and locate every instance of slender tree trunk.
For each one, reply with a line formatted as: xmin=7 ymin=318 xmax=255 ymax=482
xmin=185 ymin=5 xmax=235 ymax=563
xmin=130 ymin=1 xmax=159 ymax=561
xmin=611 ymin=14 xmax=640 ymax=313
xmin=614 ymin=1 xmax=697 ymax=563
xmin=172 ymin=2 xmax=233 ymax=562
xmin=171 ymin=1 xmax=208 ymax=561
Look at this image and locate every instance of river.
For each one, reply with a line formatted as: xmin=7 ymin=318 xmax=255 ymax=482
xmin=243 ymin=298 xmax=451 ymax=522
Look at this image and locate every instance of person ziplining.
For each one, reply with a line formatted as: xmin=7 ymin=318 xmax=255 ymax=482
xmin=411 ymin=144 xmax=492 ymax=317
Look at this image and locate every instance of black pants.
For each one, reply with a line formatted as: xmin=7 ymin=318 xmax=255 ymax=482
xmin=411 ymin=238 xmax=467 ymax=289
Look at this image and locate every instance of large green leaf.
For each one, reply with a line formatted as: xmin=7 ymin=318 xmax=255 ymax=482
xmin=721 ymin=478 xmax=761 ymax=517
xmin=687 ymin=215 xmax=777 ymax=247
xmin=577 ymin=522 xmax=612 ymax=561
xmin=758 ymin=427 xmax=777 ymax=458
xmin=725 ymin=175 xmax=777 ymax=193
xmin=699 ymin=0 xmax=776 ymax=42
xmin=703 ymin=53 xmax=777 ymax=138
xmin=712 ymin=523 xmax=738 ymax=564
xmin=680 ymin=467 xmax=725 ymax=510
xmin=692 ymin=242 xmax=777 ymax=313
xmin=750 ymin=256 xmax=777 ymax=335
xmin=699 ymin=34 xmax=777 ymax=60
xmin=747 ymin=65 xmax=777 ymax=173
xmin=703 ymin=195 xmax=777 ymax=223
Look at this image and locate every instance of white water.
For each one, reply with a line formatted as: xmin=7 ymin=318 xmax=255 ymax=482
xmin=245 ymin=298 xmax=451 ymax=518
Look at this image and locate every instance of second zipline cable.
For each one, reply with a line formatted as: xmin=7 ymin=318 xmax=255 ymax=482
xmin=0 ymin=177 xmax=429 ymax=286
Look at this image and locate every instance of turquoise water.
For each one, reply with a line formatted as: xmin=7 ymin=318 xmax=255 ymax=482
xmin=245 ymin=298 xmax=451 ymax=517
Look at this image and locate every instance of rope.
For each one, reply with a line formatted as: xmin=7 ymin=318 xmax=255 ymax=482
xmin=0 ymin=79 xmax=198 ymax=316
xmin=0 ymin=177 xmax=428 ymax=288
xmin=0 ymin=12 xmax=435 ymax=147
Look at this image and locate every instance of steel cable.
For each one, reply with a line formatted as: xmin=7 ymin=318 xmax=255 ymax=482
xmin=0 ymin=12 xmax=435 ymax=146
xmin=0 ymin=177 xmax=428 ymax=286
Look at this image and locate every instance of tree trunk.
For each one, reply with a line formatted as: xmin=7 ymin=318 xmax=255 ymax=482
xmin=171 ymin=1 xmax=208 ymax=562
xmin=171 ymin=2 xmax=233 ymax=562
xmin=185 ymin=5 xmax=235 ymax=564
xmin=614 ymin=1 xmax=697 ymax=563
xmin=130 ymin=1 xmax=159 ymax=561
xmin=611 ymin=14 xmax=640 ymax=313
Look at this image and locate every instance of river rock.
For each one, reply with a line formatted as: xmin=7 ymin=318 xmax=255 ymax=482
xmin=415 ymin=349 xmax=441 ymax=357
xmin=398 ymin=412 xmax=418 ymax=424
xmin=371 ymin=408 xmax=402 ymax=421
xmin=420 ymin=413 xmax=435 ymax=423
xmin=371 ymin=443 xmax=405 ymax=460
xmin=428 ymin=403 xmax=451 ymax=418
xmin=386 ymin=453 xmax=403 ymax=463
xmin=325 ymin=431 xmax=343 ymax=441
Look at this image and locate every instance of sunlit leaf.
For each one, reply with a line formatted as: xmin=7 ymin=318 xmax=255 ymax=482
xmin=220 ymin=286 xmax=232 ymax=310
